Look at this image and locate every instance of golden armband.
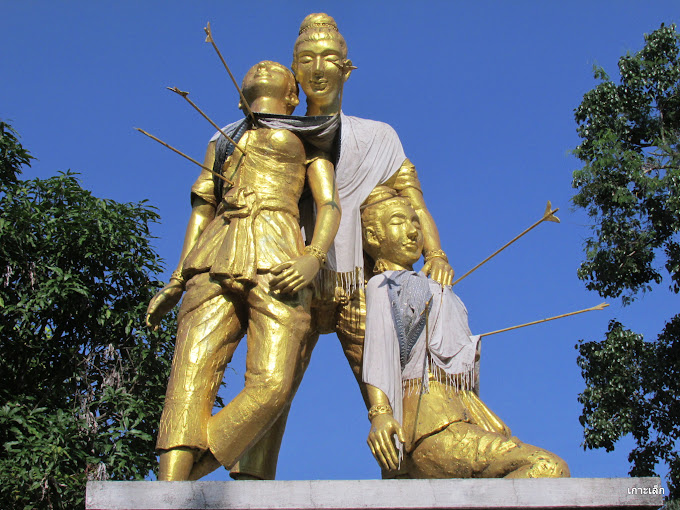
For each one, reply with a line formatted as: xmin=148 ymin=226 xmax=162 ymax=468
xmin=170 ymin=269 xmax=186 ymax=289
xmin=424 ymin=249 xmax=448 ymax=263
xmin=368 ymin=404 xmax=393 ymax=421
xmin=304 ymin=245 xmax=327 ymax=267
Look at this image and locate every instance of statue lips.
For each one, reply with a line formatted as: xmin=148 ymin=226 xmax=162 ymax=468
xmin=403 ymin=241 xmax=418 ymax=253
xmin=310 ymin=79 xmax=328 ymax=91
xmin=401 ymin=241 xmax=422 ymax=265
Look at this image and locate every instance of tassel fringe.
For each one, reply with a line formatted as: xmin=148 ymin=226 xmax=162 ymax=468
xmin=403 ymin=355 xmax=477 ymax=397
xmin=314 ymin=267 xmax=365 ymax=299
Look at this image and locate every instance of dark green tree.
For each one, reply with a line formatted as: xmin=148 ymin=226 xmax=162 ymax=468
xmin=0 ymin=121 xmax=176 ymax=509
xmin=572 ymin=24 xmax=680 ymax=499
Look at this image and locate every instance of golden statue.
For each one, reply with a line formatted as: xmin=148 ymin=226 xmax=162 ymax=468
xmin=145 ymin=60 xmax=341 ymax=480
xmin=230 ymin=13 xmax=456 ymax=480
xmin=359 ymin=186 xmax=570 ymax=479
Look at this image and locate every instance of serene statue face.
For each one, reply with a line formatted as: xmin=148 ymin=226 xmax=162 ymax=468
xmin=293 ymin=37 xmax=346 ymax=112
xmin=241 ymin=61 xmax=298 ymax=114
xmin=366 ymin=200 xmax=424 ymax=270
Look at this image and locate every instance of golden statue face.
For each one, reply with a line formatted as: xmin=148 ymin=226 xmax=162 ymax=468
xmin=242 ymin=61 xmax=295 ymax=107
xmin=373 ymin=200 xmax=424 ymax=269
xmin=293 ymin=38 xmax=345 ymax=107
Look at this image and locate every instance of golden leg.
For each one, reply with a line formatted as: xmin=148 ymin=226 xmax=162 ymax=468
xmin=207 ymin=277 xmax=311 ymax=470
xmin=188 ymin=451 xmax=222 ymax=480
xmin=230 ymin=405 xmax=290 ymax=480
xmin=231 ymin=290 xmax=368 ymax=480
xmin=336 ymin=289 xmax=370 ymax=409
xmin=408 ymin=423 xmax=570 ymax=479
xmin=158 ymin=448 xmax=198 ymax=481
xmin=156 ymin=275 xmax=247 ymax=481
xmin=231 ymin=320 xmax=322 ymax=479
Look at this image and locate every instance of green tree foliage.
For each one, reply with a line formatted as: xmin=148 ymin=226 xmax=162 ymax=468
xmin=0 ymin=122 xmax=176 ymax=509
xmin=1 ymin=122 xmax=30 ymax=184
xmin=572 ymin=24 xmax=680 ymax=498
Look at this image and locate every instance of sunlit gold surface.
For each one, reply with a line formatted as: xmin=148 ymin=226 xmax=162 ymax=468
xmin=401 ymin=381 xmax=569 ymax=479
xmin=360 ymin=189 xmax=569 ymax=479
xmin=230 ymin=13 xmax=456 ymax=480
xmin=148 ymin=61 xmax=340 ymax=480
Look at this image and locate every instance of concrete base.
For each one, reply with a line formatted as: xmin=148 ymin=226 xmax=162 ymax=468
xmin=86 ymin=478 xmax=664 ymax=510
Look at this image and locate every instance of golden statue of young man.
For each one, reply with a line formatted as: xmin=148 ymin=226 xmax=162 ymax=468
xmin=360 ymin=186 xmax=570 ymax=479
xmin=231 ymin=13 xmax=455 ymax=480
xmin=146 ymin=60 xmax=341 ymax=480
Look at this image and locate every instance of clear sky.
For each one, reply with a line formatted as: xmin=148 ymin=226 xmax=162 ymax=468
xmin=2 ymin=1 xmax=678 ymax=485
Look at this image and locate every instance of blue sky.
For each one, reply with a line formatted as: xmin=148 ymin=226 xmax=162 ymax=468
xmin=2 ymin=1 xmax=678 ymax=485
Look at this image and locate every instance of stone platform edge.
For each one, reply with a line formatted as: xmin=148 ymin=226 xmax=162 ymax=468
xmin=86 ymin=477 xmax=664 ymax=510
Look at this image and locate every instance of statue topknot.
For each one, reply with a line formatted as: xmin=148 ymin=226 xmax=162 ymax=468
xmin=298 ymin=13 xmax=339 ymax=35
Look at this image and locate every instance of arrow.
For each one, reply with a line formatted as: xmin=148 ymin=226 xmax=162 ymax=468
xmin=452 ymin=201 xmax=560 ymax=286
xmin=204 ymin=22 xmax=257 ymax=126
xmin=479 ymin=302 xmax=609 ymax=338
xmin=166 ymin=87 xmax=246 ymax=155
xmin=135 ymin=128 xmax=233 ymax=185
xmin=331 ymin=59 xmax=357 ymax=114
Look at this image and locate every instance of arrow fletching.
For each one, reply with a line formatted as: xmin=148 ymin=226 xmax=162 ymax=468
xmin=543 ymin=200 xmax=560 ymax=223
xmin=204 ymin=22 xmax=214 ymax=43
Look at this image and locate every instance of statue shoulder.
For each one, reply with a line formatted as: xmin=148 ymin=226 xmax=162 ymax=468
xmin=342 ymin=115 xmax=400 ymax=140
xmin=366 ymin=272 xmax=392 ymax=297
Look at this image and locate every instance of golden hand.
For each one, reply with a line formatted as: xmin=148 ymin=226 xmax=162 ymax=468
xmin=269 ymin=255 xmax=320 ymax=294
xmin=367 ymin=413 xmax=405 ymax=471
xmin=422 ymin=257 xmax=454 ymax=286
xmin=145 ymin=280 xmax=184 ymax=330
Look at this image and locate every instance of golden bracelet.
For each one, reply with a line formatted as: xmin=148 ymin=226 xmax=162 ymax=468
xmin=368 ymin=404 xmax=393 ymax=421
xmin=170 ymin=269 xmax=186 ymax=288
xmin=304 ymin=245 xmax=327 ymax=267
xmin=424 ymin=249 xmax=448 ymax=263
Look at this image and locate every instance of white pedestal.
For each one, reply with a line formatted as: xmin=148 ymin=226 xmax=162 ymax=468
xmin=86 ymin=477 xmax=665 ymax=510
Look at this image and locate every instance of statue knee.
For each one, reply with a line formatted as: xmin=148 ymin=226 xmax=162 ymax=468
xmin=248 ymin=371 xmax=295 ymax=416
xmin=526 ymin=451 xmax=570 ymax=478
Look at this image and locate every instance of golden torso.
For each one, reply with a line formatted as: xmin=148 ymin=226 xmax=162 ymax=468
xmin=225 ymin=127 xmax=307 ymax=213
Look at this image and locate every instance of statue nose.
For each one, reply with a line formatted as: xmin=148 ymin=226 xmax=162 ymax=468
xmin=312 ymin=57 xmax=324 ymax=75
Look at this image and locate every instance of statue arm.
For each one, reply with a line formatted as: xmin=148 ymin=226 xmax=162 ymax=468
xmin=270 ymin=157 xmax=341 ymax=294
xmin=366 ymin=384 xmax=405 ymax=472
xmin=305 ymin=157 xmax=341 ymax=253
xmin=145 ymin=142 xmax=218 ymax=329
xmin=385 ymin=159 xmax=454 ymax=286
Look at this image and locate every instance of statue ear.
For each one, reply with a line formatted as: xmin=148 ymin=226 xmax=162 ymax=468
xmin=287 ymin=93 xmax=300 ymax=109
xmin=364 ymin=226 xmax=380 ymax=254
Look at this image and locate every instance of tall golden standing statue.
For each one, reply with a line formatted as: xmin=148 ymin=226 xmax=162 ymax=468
xmin=146 ymin=60 xmax=341 ymax=480
xmin=360 ymin=186 xmax=570 ymax=479
xmin=230 ymin=13 xmax=455 ymax=480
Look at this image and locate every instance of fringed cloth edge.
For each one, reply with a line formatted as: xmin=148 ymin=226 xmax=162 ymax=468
xmin=313 ymin=266 xmax=365 ymax=299
xmin=403 ymin=357 xmax=478 ymax=397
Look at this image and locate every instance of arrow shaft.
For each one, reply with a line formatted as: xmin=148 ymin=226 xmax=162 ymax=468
xmin=173 ymin=92 xmax=246 ymax=155
xmin=204 ymin=24 xmax=256 ymax=125
xmin=479 ymin=303 xmax=608 ymax=338
xmin=136 ymin=128 xmax=233 ymax=185
xmin=452 ymin=208 xmax=558 ymax=287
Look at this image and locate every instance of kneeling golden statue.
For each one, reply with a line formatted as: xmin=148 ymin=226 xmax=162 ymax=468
xmin=360 ymin=186 xmax=570 ymax=479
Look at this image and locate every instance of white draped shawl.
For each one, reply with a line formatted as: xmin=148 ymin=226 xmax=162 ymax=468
xmin=362 ymin=271 xmax=480 ymax=442
xmin=212 ymin=113 xmax=406 ymax=294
